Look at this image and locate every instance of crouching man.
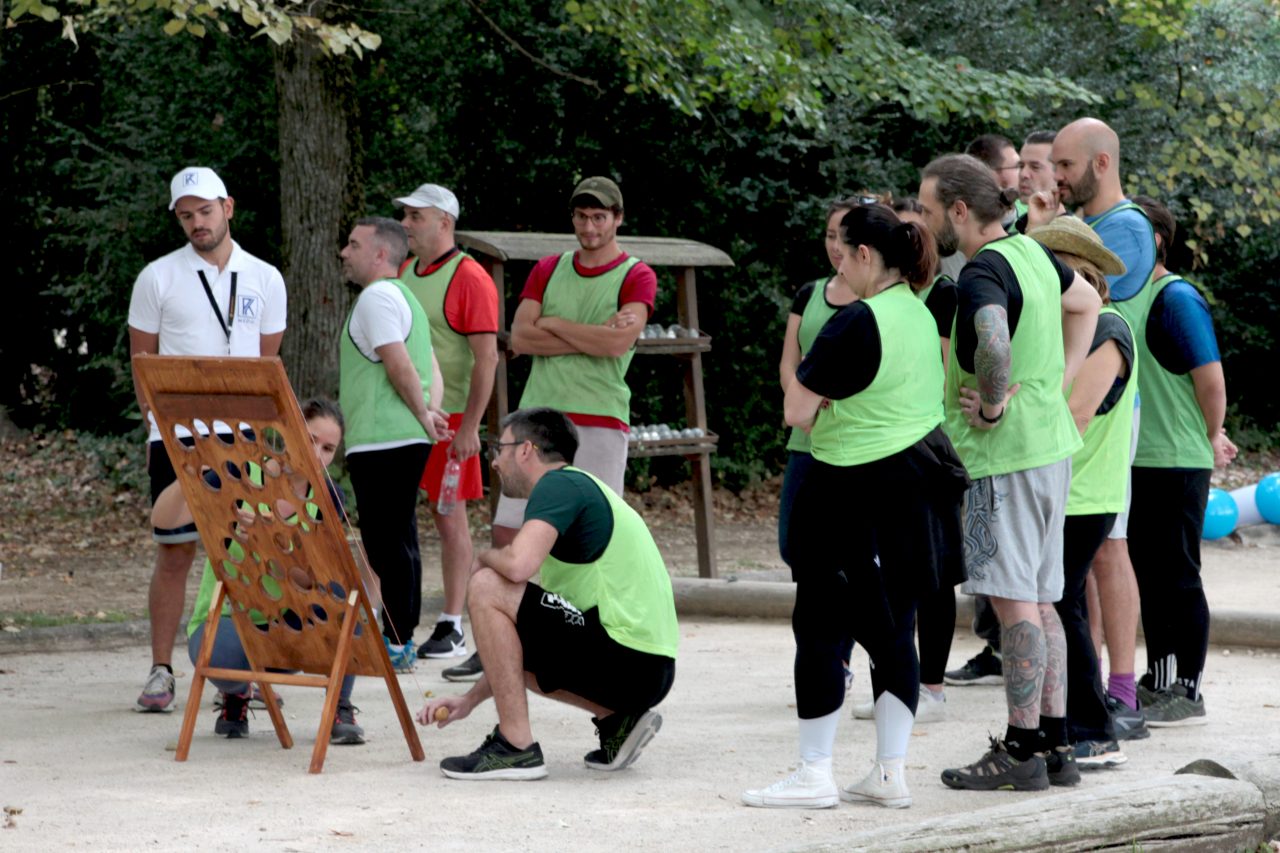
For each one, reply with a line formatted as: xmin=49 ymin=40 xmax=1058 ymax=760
xmin=418 ymin=407 xmax=678 ymax=779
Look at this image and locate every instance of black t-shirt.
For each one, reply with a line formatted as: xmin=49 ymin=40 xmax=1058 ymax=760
xmin=1090 ymin=312 xmax=1135 ymax=416
xmin=924 ymin=276 xmax=958 ymax=339
xmin=955 ymin=238 xmax=1075 ymax=374
xmin=790 ymin=277 xmax=840 ymax=316
xmin=794 ymin=301 xmax=882 ymax=401
xmin=524 ymin=468 xmax=614 ymax=564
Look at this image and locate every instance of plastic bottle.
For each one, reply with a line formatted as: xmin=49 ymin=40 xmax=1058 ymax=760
xmin=437 ymin=457 xmax=461 ymax=517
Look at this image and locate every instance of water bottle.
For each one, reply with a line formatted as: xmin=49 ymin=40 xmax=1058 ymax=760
xmin=437 ymin=457 xmax=461 ymax=516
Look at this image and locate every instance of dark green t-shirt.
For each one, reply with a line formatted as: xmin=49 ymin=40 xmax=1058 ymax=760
xmin=525 ymin=468 xmax=615 ymax=564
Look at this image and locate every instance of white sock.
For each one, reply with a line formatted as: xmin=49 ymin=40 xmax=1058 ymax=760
xmin=798 ymin=709 xmax=841 ymax=763
xmin=439 ymin=613 xmax=462 ymax=631
xmin=874 ymin=692 xmax=914 ymax=761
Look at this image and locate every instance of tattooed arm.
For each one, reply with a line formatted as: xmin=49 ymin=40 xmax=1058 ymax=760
xmin=956 ymin=304 xmax=1019 ymax=430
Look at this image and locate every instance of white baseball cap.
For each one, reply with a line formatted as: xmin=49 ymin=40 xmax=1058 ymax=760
xmin=393 ymin=183 xmax=460 ymax=219
xmin=169 ymin=166 xmax=229 ymax=210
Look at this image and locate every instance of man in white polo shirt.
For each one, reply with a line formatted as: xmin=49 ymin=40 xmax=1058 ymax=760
xmin=128 ymin=166 xmax=288 ymax=713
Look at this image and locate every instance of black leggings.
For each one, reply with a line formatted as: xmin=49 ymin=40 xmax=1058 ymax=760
xmin=1058 ymin=513 xmax=1116 ymax=743
xmin=917 ymin=585 xmax=956 ymax=685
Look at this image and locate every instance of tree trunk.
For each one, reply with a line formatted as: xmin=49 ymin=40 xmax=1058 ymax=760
xmin=272 ymin=36 xmax=363 ymax=401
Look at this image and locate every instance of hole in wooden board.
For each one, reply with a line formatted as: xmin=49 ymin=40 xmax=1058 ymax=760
xmin=238 ymin=423 xmax=257 ymax=444
xmin=192 ymin=419 xmax=210 ymax=439
xmin=223 ymin=460 xmax=242 ymax=481
xmin=212 ymin=421 xmax=234 ymax=445
xmin=260 ymin=573 xmax=283 ymax=602
xmin=261 ymin=427 xmax=287 ymax=456
xmin=281 ymin=609 xmax=303 ymax=632
xmin=171 ymin=423 xmax=196 ymax=450
xmin=310 ymin=604 xmax=329 ymax=623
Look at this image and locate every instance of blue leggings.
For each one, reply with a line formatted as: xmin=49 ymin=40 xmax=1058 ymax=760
xmin=188 ymin=617 xmax=354 ymax=700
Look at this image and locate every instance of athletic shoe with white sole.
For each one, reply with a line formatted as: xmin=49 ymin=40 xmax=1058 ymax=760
xmin=742 ymin=759 xmax=839 ymax=809
xmin=1106 ymin=694 xmax=1150 ymax=741
xmin=440 ymin=727 xmax=548 ymax=780
xmin=330 ymin=699 xmax=366 ymax=745
xmin=383 ymin=637 xmax=416 ymax=673
xmin=1144 ymin=684 xmax=1207 ymax=727
xmin=584 ymin=710 xmax=662 ymax=771
xmin=840 ymin=758 xmax=912 ymax=808
xmin=944 ymin=647 xmax=1003 ymax=686
xmin=416 ymin=620 xmax=468 ymax=659
xmin=442 ymin=652 xmax=483 ymax=682
xmin=1072 ymin=739 xmax=1127 ymax=769
xmin=941 ymin=737 xmax=1049 ymax=791
xmin=851 ymin=686 xmax=946 ymax=722
xmin=135 ymin=665 xmax=176 ymax=713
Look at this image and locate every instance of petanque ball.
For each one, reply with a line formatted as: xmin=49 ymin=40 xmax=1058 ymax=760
xmin=1256 ymin=473 xmax=1280 ymax=524
xmin=1202 ymin=488 xmax=1238 ymax=540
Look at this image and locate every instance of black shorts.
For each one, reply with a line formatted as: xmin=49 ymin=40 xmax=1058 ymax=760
xmin=149 ymin=438 xmax=199 ymax=544
xmin=516 ymin=583 xmax=675 ymax=715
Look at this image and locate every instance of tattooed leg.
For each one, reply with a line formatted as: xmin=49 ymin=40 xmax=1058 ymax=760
xmin=998 ymin=613 xmax=1046 ymax=729
xmin=1038 ymin=603 xmax=1067 ymax=718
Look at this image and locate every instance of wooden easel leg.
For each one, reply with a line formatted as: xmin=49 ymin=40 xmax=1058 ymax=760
xmin=258 ymin=680 xmax=293 ymax=750
xmin=309 ymin=591 xmax=361 ymax=774
xmin=371 ymin=595 xmax=425 ymax=762
xmin=176 ymin=582 xmax=225 ymax=762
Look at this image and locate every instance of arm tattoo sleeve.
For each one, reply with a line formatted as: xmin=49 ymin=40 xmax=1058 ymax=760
xmin=973 ymin=304 xmax=1012 ymax=408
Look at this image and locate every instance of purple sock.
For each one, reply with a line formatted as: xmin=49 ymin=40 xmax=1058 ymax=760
xmin=1109 ymin=672 xmax=1137 ymax=709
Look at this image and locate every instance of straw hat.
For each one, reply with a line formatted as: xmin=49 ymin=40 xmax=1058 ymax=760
xmin=1028 ymin=215 xmax=1127 ymax=276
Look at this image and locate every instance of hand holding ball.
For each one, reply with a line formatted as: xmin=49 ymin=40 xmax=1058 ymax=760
xmin=434 ymin=706 xmax=450 ymax=723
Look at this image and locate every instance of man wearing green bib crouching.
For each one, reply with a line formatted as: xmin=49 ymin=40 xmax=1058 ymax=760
xmin=419 ymin=408 xmax=678 ymax=779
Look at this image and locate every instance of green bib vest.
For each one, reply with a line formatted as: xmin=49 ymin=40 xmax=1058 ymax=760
xmin=400 ymin=251 xmax=476 ymax=413
xmin=339 ymin=278 xmax=434 ymax=449
xmin=539 ymin=467 xmax=679 ymax=658
xmin=917 ymin=272 xmax=947 ymax=305
xmin=944 ymin=235 xmax=1082 ymax=479
xmin=1067 ymin=306 xmax=1138 ymax=515
xmin=786 ymin=277 xmax=842 ymax=454
xmin=809 ymin=284 xmax=944 ymax=466
xmin=519 ymin=252 xmax=640 ymax=422
xmin=1129 ymin=273 xmax=1214 ymax=469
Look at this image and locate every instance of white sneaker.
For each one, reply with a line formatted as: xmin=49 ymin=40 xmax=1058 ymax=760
xmin=851 ymin=687 xmax=946 ymax=722
xmin=840 ymin=758 xmax=912 ymax=808
xmin=915 ymin=687 xmax=947 ymax=723
xmin=741 ymin=759 xmax=839 ymax=809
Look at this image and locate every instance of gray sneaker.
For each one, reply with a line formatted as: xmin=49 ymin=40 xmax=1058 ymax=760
xmin=330 ymin=699 xmax=366 ymax=745
xmin=135 ymin=665 xmax=176 ymax=713
xmin=442 ymin=652 xmax=483 ymax=682
xmin=1144 ymin=684 xmax=1207 ymax=727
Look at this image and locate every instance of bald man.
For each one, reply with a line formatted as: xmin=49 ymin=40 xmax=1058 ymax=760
xmin=1048 ymin=117 xmax=1155 ymax=738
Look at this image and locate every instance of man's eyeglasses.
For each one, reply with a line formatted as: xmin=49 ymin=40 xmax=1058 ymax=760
xmin=487 ymin=440 xmax=525 ymax=461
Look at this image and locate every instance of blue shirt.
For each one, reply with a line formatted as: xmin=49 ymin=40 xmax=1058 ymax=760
xmin=1085 ymin=202 xmax=1156 ymax=302
xmin=1148 ymin=279 xmax=1220 ymax=374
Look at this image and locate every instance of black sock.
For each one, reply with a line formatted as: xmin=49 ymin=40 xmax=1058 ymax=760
xmin=1004 ymin=725 xmax=1039 ymax=761
xmin=1037 ymin=715 xmax=1068 ymax=751
xmin=154 ymin=663 xmax=173 ymax=674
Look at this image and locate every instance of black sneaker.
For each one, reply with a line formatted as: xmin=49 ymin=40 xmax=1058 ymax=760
xmin=944 ymin=646 xmax=1003 ymax=686
xmin=584 ymin=710 xmax=663 ymax=771
xmin=1044 ymin=745 xmax=1080 ymax=786
xmin=1106 ymin=694 xmax=1150 ymax=741
xmin=941 ymin=737 xmax=1048 ymax=791
xmin=442 ymin=652 xmax=483 ymax=682
xmin=330 ymin=699 xmax=366 ymax=745
xmin=215 ymin=691 xmax=250 ymax=739
xmin=214 ymin=686 xmax=282 ymax=712
xmin=417 ymin=620 xmax=468 ymax=659
xmin=440 ymin=727 xmax=548 ymax=780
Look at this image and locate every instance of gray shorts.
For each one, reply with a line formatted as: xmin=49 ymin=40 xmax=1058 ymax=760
xmin=493 ymin=424 xmax=628 ymax=528
xmin=1107 ymin=403 xmax=1140 ymax=540
xmin=960 ymin=457 xmax=1070 ymax=603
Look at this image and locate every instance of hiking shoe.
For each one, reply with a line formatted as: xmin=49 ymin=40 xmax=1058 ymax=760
xmin=214 ymin=685 xmax=282 ymax=712
xmin=417 ymin=620 xmax=468 ymax=659
xmin=1106 ymin=694 xmax=1150 ymax=741
xmin=941 ymin=737 xmax=1049 ymax=791
xmin=840 ymin=758 xmax=912 ymax=808
xmin=330 ymin=699 xmax=366 ymax=745
xmin=584 ymin=710 xmax=662 ymax=771
xmin=852 ymin=687 xmax=946 ymax=723
xmin=135 ymin=665 xmax=176 ymax=713
xmin=1144 ymin=684 xmax=1207 ymax=727
xmin=1044 ymin=745 xmax=1080 ymax=786
xmin=383 ymin=637 xmax=416 ymax=673
xmin=440 ymin=727 xmax=547 ymax=780
xmin=742 ymin=759 xmax=839 ymax=809
xmin=442 ymin=652 xmax=483 ymax=682
xmin=944 ymin=647 xmax=1003 ymax=686
xmin=214 ymin=691 xmax=250 ymax=738
xmin=1072 ymin=739 xmax=1127 ymax=769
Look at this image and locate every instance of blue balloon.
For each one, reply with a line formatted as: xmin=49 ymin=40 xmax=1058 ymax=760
xmin=1203 ymin=488 xmax=1238 ymax=540
xmin=1257 ymin=473 xmax=1280 ymax=524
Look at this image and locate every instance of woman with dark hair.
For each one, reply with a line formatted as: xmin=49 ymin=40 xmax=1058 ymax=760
xmin=743 ymin=205 xmax=967 ymax=810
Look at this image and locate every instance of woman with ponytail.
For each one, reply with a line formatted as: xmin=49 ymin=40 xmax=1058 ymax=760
xmin=743 ymin=204 xmax=967 ymax=811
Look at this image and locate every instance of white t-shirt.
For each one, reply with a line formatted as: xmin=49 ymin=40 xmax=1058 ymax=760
xmin=128 ymin=240 xmax=287 ymax=441
xmin=345 ymin=279 xmax=429 ymax=456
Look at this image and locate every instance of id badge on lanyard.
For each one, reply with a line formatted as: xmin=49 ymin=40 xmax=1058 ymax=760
xmin=197 ymin=270 xmax=238 ymax=352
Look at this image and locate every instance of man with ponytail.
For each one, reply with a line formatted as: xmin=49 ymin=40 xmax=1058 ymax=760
xmin=919 ymin=154 xmax=1101 ymax=792
xmin=743 ymin=204 xmax=966 ymax=810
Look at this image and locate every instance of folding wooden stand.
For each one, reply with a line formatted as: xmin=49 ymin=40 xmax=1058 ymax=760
xmin=133 ymin=355 xmax=425 ymax=773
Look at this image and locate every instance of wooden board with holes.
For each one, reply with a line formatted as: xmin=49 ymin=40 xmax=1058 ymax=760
xmin=133 ymin=354 xmax=424 ymax=773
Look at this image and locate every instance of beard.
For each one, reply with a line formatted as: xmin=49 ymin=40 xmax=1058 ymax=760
xmin=188 ymin=219 xmax=229 ymax=254
xmin=935 ymin=216 xmax=960 ymax=256
xmin=1063 ymin=164 xmax=1099 ymax=208
xmin=498 ymin=469 xmax=531 ymax=500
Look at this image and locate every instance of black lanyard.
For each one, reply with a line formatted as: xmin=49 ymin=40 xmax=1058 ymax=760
xmin=197 ymin=270 xmax=237 ymax=342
